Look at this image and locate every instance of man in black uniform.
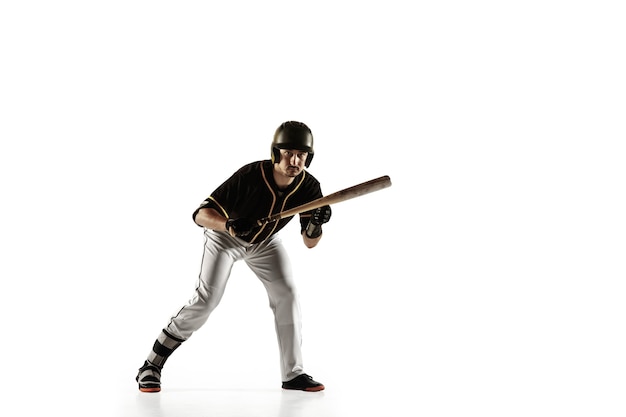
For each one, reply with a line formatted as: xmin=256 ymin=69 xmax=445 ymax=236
xmin=136 ymin=121 xmax=331 ymax=393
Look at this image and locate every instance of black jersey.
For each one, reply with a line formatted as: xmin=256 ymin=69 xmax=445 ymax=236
xmin=193 ymin=160 xmax=323 ymax=243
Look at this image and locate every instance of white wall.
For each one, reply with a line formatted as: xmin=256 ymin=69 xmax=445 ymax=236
xmin=1 ymin=1 xmax=625 ymax=416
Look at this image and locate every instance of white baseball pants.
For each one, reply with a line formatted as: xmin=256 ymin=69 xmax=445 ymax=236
xmin=165 ymin=229 xmax=304 ymax=381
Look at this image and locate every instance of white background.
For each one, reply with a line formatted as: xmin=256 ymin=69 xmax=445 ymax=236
xmin=1 ymin=1 xmax=625 ymax=416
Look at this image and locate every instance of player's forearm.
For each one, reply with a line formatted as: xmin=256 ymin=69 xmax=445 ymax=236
xmin=195 ymin=208 xmax=228 ymax=231
xmin=302 ymin=231 xmax=322 ymax=248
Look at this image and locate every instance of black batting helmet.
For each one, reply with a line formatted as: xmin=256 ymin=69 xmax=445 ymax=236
xmin=271 ymin=121 xmax=314 ymax=167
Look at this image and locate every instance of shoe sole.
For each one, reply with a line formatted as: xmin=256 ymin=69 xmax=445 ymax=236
xmin=282 ymin=385 xmax=325 ymax=392
xmin=139 ymin=386 xmax=161 ymax=393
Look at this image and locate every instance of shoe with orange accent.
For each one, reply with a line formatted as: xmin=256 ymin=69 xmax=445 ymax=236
xmin=136 ymin=361 xmax=161 ymax=392
xmin=282 ymin=374 xmax=325 ymax=392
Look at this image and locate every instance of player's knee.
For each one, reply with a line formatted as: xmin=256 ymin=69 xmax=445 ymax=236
xmin=196 ymin=286 xmax=224 ymax=311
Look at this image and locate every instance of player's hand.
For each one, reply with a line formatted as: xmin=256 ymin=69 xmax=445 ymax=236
xmin=304 ymin=206 xmax=331 ymax=239
xmin=310 ymin=205 xmax=332 ymax=225
xmin=225 ymin=218 xmax=257 ymax=237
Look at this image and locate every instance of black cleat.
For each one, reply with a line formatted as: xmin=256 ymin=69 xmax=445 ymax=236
xmin=282 ymin=374 xmax=325 ymax=392
xmin=136 ymin=360 xmax=161 ymax=392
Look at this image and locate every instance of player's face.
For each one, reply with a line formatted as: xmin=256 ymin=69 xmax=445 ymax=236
xmin=276 ymin=149 xmax=308 ymax=177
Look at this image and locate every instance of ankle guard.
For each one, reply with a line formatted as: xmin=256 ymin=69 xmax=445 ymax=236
xmin=147 ymin=329 xmax=185 ymax=368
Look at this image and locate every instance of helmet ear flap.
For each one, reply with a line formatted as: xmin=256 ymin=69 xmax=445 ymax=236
xmin=271 ymin=147 xmax=281 ymax=164
xmin=305 ymin=154 xmax=314 ymax=168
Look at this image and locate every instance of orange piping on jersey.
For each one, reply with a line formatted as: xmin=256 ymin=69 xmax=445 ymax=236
xmin=208 ymin=196 xmax=229 ymax=218
xmin=280 ymin=171 xmax=306 ymax=211
xmin=249 ymin=164 xmax=278 ymax=243
xmin=264 ymin=170 xmax=307 ymax=237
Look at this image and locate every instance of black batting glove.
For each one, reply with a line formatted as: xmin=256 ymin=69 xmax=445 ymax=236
xmin=310 ymin=205 xmax=332 ymax=225
xmin=225 ymin=218 xmax=257 ymax=237
xmin=305 ymin=205 xmax=331 ymax=238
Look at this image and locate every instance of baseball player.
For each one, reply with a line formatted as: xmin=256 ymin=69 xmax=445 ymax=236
xmin=136 ymin=121 xmax=332 ymax=392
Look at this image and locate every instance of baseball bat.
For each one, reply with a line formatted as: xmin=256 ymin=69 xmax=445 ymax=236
xmin=257 ymin=175 xmax=392 ymax=226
